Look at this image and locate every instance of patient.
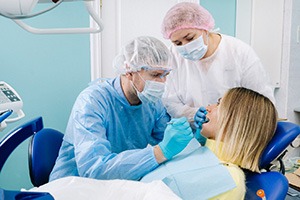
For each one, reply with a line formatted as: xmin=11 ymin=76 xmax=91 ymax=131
xmin=141 ymin=87 xmax=278 ymax=200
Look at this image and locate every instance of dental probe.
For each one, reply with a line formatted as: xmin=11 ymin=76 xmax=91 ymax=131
xmin=167 ymin=117 xmax=209 ymax=125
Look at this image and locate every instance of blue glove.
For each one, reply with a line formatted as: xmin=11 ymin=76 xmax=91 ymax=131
xmin=194 ymin=106 xmax=208 ymax=130
xmin=194 ymin=128 xmax=207 ymax=146
xmin=194 ymin=107 xmax=208 ymax=145
xmin=159 ymin=117 xmax=193 ymax=160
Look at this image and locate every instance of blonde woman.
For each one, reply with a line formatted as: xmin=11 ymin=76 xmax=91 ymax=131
xmin=141 ymin=87 xmax=278 ymax=200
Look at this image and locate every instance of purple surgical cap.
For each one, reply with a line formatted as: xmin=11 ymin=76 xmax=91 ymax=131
xmin=161 ymin=2 xmax=215 ymax=39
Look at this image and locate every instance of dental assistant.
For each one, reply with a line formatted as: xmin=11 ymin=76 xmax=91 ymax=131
xmin=49 ymin=36 xmax=193 ymax=181
xmin=161 ymin=2 xmax=275 ymax=122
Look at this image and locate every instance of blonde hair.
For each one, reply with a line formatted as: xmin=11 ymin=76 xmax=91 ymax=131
xmin=216 ymin=87 xmax=278 ymax=172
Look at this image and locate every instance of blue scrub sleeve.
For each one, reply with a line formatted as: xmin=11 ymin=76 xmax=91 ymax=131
xmin=68 ymin=94 xmax=160 ymax=180
xmin=151 ymin=105 xmax=170 ymax=144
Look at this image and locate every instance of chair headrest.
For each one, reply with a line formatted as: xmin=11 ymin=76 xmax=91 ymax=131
xmin=260 ymin=121 xmax=300 ymax=169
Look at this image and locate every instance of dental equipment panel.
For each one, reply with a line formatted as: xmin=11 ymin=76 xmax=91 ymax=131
xmin=0 ymin=81 xmax=25 ymax=131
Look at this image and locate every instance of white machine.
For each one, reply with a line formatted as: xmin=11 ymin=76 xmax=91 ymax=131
xmin=0 ymin=81 xmax=25 ymax=131
xmin=0 ymin=0 xmax=40 ymax=16
xmin=0 ymin=0 xmax=104 ymax=34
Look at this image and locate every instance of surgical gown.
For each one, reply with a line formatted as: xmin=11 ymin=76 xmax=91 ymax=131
xmin=163 ymin=34 xmax=275 ymax=119
xmin=49 ymin=76 xmax=170 ymax=181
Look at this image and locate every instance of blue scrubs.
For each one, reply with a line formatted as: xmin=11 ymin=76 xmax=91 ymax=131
xmin=50 ymin=76 xmax=170 ymax=181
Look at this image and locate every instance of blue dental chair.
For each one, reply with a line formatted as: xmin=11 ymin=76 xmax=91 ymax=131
xmin=0 ymin=116 xmax=63 ymax=199
xmin=0 ymin=118 xmax=299 ymax=200
xmin=245 ymin=121 xmax=300 ymax=200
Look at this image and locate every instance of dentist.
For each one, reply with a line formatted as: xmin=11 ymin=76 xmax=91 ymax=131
xmin=49 ymin=36 xmax=193 ymax=181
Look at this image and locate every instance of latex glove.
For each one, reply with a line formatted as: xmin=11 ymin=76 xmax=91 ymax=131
xmin=194 ymin=106 xmax=208 ymax=130
xmin=159 ymin=117 xmax=193 ymax=160
xmin=194 ymin=107 xmax=208 ymax=145
xmin=194 ymin=128 xmax=207 ymax=146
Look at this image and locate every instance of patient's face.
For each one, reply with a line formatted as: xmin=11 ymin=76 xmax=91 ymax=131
xmin=201 ymin=101 xmax=220 ymax=139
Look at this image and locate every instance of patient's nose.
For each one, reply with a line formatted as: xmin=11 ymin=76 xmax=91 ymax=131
xmin=206 ymin=104 xmax=217 ymax=112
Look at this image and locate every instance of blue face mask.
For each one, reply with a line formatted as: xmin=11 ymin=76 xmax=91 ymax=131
xmin=176 ymin=34 xmax=208 ymax=61
xmin=131 ymin=73 xmax=165 ymax=103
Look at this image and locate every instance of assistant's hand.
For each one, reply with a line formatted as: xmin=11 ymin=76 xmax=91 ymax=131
xmin=193 ymin=107 xmax=208 ymax=145
xmin=158 ymin=117 xmax=193 ymax=160
xmin=194 ymin=106 xmax=208 ymax=130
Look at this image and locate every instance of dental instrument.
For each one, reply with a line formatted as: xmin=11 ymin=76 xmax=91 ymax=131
xmin=0 ymin=110 xmax=13 ymax=124
xmin=167 ymin=118 xmax=209 ymax=125
xmin=167 ymin=117 xmax=209 ymax=144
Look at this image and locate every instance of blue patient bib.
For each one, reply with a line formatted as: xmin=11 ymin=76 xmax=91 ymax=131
xmin=141 ymin=139 xmax=236 ymax=200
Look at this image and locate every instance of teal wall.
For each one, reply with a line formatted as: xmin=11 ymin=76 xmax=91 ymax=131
xmin=200 ymin=0 xmax=236 ymax=36
xmin=0 ymin=2 xmax=91 ymax=190
xmin=0 ymin=0 xmax=237 ymax=191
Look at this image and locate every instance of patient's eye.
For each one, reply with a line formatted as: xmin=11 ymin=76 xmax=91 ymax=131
xmin=217 ymin=98 xmax=222 ymax=106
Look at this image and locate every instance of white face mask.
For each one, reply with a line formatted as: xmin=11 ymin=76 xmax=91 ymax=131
xmin=131 ymin=73 xmax=165 ymax=103
xmin=176 ymin=34 xmax=208 ymax=61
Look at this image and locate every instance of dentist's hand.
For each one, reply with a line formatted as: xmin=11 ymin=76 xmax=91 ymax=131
xmin=158 ymin=117 xmax=193 ymax=160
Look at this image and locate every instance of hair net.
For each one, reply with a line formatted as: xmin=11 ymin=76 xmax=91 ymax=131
xmin=113 ymin=36 xmax=172 ymax=75
xmin=161 ymin=2 xmax=215 ymax=39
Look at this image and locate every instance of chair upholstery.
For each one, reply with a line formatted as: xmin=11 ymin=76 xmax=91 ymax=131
xmin=0 ymin=188 xmax=54 ymax=200
xmin=245 ymin=121 xmax=300 ymax=200
xmin=0 ymin=116 xmax=63 ymax=188
xmin=245 ymin=171 xmax=289 ymax=200
xmin=29 ymin=128 xmax=63 ymax=187
xmin=260 ymin=121 xmax=300 ymax=170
